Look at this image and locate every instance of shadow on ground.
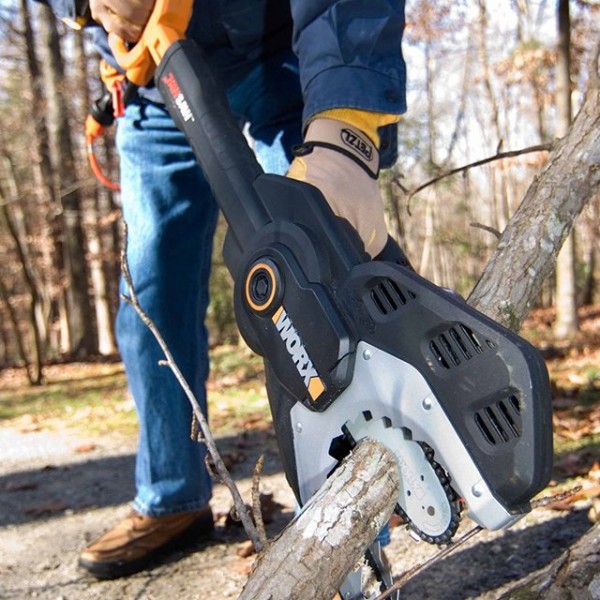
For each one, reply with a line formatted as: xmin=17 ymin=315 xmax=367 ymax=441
xmin=0 ymin=428 xmax=283 ymax=527
xmin=400 ymin=509 xmax=593 ymax=599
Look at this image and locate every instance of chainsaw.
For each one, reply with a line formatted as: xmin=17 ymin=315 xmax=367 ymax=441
xmin=110 ymin=1 xmax=553 ymax=596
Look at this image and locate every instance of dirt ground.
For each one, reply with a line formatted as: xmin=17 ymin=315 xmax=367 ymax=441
xmin=0 ymin=418 xmax=595 ymax=600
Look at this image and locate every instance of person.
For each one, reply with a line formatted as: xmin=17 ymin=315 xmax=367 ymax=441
xmin=41 ymin=0 xmax=407 ymax=580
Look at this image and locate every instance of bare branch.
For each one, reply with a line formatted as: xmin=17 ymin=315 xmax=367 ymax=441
xmin=468 ymin=87 xmax=600 ymax=329
xmin=119 ymin=221 xmax=264 ymax=553
xmin=530 ymin=485 xmax=582 ymax=509
xmin=251 ymin=455 xmax=269 ymax=549
xmin=405 ymin=142 xmax=554 ymax=202
xmin=469 ymin=221 xmax=502 ymax=239
xmin=239 ymin=439 xmax=399 ymax=600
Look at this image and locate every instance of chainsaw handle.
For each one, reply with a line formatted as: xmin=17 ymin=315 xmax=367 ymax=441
xmin=107 ymin=0 xmax=269 ymax=249
xmin=156 ymin=39 xmax=268 ymax=250
xmin=108 ymin=0 xmax=193 ymax=86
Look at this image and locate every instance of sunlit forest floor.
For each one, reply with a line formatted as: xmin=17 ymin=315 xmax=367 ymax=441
xmin=0 ymin=305 xmax=598 ymax=598
xmin=2 ymin=304 xmax=599 ymax=482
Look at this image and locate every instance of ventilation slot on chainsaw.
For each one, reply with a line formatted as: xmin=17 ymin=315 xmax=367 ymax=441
xmin=429 ymin=325 xmax=488 ymax=370
xmin=475 ymin=395 xmax=522 ymax=446
xmin=369 ymin=279 xmax=415 ymax=316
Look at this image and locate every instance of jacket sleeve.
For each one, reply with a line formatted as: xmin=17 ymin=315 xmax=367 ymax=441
xmin=33 ymin=0 xmax=78 ymax=22
xmin=290 ymin=0 xmax=406 ymax=125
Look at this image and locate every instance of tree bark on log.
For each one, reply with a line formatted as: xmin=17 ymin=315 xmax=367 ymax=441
xmin=239 ymin=439 xmax=400 ymax=600
xmin=496 ymin=523 xmax=600 ymax=599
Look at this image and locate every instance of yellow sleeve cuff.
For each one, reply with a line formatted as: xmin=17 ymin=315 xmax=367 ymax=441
xmin=314 ymin=108 xmax=400 ymax=147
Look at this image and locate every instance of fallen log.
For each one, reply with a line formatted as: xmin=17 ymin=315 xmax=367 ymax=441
xmin=238 ymin=438 xmax=400 ymax=600
xmin=496 ymin=522 xmax=600 ymax=599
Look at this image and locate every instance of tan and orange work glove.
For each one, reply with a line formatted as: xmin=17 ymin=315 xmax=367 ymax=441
xmin=287 ymin=111 xmax=397 ymax=258
xmin=90 ymin=0 xmax=153 ymax=42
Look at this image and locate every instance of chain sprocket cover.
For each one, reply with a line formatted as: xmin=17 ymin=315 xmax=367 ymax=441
xmin=344 ymin=412 xmax=461 ymax=543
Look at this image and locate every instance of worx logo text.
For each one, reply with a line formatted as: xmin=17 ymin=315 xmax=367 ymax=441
xmin=272 ymin=306 xmax=325 ymax=401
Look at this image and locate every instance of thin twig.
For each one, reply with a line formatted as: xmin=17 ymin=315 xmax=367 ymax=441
xmin=119 ymin=221 xmax=264 ymax=553
xmin=405 ymin=142 xmax=554 ymax=202
xmin=251 ymin=455 xmax=268 ymax=548
xmin=469 ymin=221 xmax=502 ymax=239
xmin=60 ymin=177 xmax=99 ymax=198
xmin=190 ymin=413 xmax=201 ymax=442
xmin=530 ymin=485 xmax=583 ymax=509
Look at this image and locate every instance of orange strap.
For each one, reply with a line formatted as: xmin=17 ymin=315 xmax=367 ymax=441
xmin=83 ymin=60 xmax=125 ymax=191
xmin=99 ymin=60 xmax=127 ymax=117
xmin=85 ymin=112 xmax=120 ymax=192
xmin=86 ymin=0 xmax=192 ymax=189
xmin=108 ymin=0 xmax=193 ymax=86
xmin=87 ymin=140 xmax=120 ymax=192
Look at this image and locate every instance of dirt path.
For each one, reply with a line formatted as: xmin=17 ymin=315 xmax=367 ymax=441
xmin=0 ymin=423 xmax=594 ymax=599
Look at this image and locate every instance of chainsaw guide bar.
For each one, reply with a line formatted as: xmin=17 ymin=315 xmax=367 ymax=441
xmin=343 ymin=413 xmax=462 ymax=545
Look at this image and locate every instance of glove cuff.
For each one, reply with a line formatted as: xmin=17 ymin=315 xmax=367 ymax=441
xmin=293 ymin=118 xmax=380 ymax=179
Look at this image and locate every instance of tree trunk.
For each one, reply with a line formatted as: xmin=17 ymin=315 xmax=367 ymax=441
xmin=554 ymin=233 xmax=579 ymax=337
xmin=553 ymin=0 xmax=579 ymax=339
xmin=73 ymin=31 xmax=117 ymax=355
xmin=0 ymin=157 xmax=45 ymax=384
xmin=381 ymin=166 xmax=408 ymax=256
xmin=476 ymin=0 xmax=510 ymax=245
xmin=19 ymin=0 xmax=54 ymax=207
xmin=87 ymin=224 xmax=117 ymax=354
xmin=0 ymin=276 xmax=34 ymax=381
xmin=37 ymin=5 xmax=97 ymax=357
xmin=424 ymin=44 xmax=437 ymax=169
xmin=239 ymin=439 xmax=399 ymax=600
xmin=468 ymin=84 xmax=600 ymax=330
xmin=476 ymin=0 xmax=502 ymax=145
xmin=581 ymin=194 xmax=599 ymax=305
xmin=20 ymin=0 xmax=67 ymax=355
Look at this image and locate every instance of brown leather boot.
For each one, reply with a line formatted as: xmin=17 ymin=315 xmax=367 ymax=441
xmin=78 ymin=506 xmax=214 ymax=579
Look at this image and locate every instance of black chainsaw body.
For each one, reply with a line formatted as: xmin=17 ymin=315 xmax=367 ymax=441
xmin=155 ymin=39 xmax=553 ymax=520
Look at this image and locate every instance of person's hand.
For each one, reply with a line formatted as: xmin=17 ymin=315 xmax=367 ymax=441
xmin=90 ymin=0 xmax=153 ymax=42
xmin=287 ymin=118 xmax=388 ymax=258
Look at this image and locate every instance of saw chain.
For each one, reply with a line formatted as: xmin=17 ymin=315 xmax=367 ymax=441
xmin=373 ymin=485 xmax=584 ymax=600
xmin=395 ymin=442 xmax=462 ymax=545
xmin=336 ymin=414 xmax=464 ymax=599
xmin=342 ymin=413 xmax=462 ymax=544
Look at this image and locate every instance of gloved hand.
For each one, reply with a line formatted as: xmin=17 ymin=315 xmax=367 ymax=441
xmin=287 ymin=118 xmax=388 ymax=258
xmin=90 ymin=0 xmax=153 ymax=42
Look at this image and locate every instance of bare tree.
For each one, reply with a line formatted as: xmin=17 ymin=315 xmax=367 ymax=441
xmin=20 ymin=0 xmax=70 ymax=354
xmin=468 ymin=71 xmax=599 ymax=328
xmin=37 ymin=4 xmax=96 ymax=357
xmin=0 ymin=155 xmax=45 ymax=384
xmin=73 ymin=30 xmax=117 ymax=355
xmin=553 ymin=0 xmax=580 ymax=338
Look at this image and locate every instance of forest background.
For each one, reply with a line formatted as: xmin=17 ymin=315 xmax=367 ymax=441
xmin=0 ymin=1 xmax=600 ymax=596
xmin=0 ymin=0 xmax=599 ymax=381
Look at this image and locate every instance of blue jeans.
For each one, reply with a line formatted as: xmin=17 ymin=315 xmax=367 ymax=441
xmin=115 ymin=48 xmax=392 ymax=546
xmin=116 ymin=49 xmax=303 ymax=516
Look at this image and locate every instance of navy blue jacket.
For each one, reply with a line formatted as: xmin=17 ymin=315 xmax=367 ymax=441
xmin=40 ymin=0 xmax=406 ymax=162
